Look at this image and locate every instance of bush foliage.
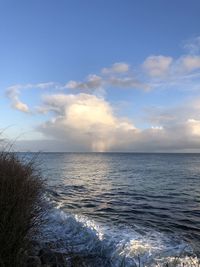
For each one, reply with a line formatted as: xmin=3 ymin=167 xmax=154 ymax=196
xmin=0 ymin=152 xmax=44 ymax=267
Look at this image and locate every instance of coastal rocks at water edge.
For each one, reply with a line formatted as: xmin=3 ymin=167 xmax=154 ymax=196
xmin=25 ymin=246 xmax=68 ymax=267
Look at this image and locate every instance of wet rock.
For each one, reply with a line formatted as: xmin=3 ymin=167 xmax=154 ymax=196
xmin=39 ymin=248 xmax=68 ymax=267
xmin=26 ymin=256 xmax=41 ymax=267
xmin=70 ymin=254 xmax=109 ymax=267
xmin=54 ymin=252 xmax=68 ymax=267
xmin=28 ymin=240 xmax=42 ymax=256
xmin=39 ymin=248 xmax=56 ymax=266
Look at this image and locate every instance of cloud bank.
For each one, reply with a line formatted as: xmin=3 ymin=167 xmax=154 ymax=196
xmin=38 ymin=93 xmax=136 ymax=152
xmin=14 ymin=91 xmax=200 ymax=152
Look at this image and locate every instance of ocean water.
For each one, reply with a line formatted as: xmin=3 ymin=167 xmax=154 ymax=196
xmin=28 ymin=153 xmax=200 ymax=266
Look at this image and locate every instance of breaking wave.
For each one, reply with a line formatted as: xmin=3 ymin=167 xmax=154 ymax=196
xmin=36 ymin=204 xmax=199 ymax=267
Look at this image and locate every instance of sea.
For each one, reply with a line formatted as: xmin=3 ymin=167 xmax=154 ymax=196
xmin=24 ymin=153 xmax=200 ymax=266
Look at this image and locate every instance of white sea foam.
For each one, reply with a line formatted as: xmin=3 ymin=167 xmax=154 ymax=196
xmin=36 ymin=206 xmax=199 ymax=267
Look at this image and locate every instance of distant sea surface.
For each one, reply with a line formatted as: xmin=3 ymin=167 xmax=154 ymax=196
xmin=23 ymin=153 xmax=200 ymax=266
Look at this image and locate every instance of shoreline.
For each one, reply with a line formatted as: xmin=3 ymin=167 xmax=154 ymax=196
xmin=25 ymin=204 xmax=200 ymax=267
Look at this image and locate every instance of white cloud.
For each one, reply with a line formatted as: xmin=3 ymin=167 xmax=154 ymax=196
xmin=6 ymin=85 xmax=30 ymax=113
xmin=21 ymin=116 xmax=200 ymax=152
xmin=187 ymin=119 xmax=200 ymax=136
xmin=183 ymin=36 xmax=200 ymax=54
xmin=11 ymin=90 xmax=200 ymax=152
xmin=102 ymin=62 xmax=129 ymax=74
xmin=143 ymin=55 xmax=173 ymax=77
xmin=179 ymin=55 xmax=200 ymax=72
xmin=142 ymin=37 xmax=200 ymax=84
xmin=38 ymin=93 xmax=136 ymax=152
xmin=12 ymin=101 xmax=30 ymax=113
xmin=6 ymin=82 xmax=60 ymax=113
xmin=7 ymin=82 xmax=58 ymax=91
xmin=151 ymin=126 xmax=163 ymax=130
xmin=32 ymin=91 xmax=200 ymax=152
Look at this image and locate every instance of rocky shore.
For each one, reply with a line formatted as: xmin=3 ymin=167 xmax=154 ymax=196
xmin=24 ymin=240 xmax=108 ymax=267
xmin=25 ymin=241 xmax=68 ymax=267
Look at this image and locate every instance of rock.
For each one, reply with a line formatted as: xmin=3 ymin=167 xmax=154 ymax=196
xmin=26 ymin=256 xmax=41 ymax=267
xmin=54 ymin=252 xmax=68 ymax=267
xmin=39 ymin=248 xmax=56 ymax=266
xmin=39 ymin=248 xmax=68 ymax=267
xmin=28 ymin=240 xmax=42 ymax=256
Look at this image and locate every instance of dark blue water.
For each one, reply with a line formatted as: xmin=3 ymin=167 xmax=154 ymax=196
xmin=29 ymin=153 xmax=200 ymax=266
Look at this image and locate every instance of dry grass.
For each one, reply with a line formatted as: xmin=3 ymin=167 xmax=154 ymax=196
xmin=0 ymin=151 xmax=45 ymax=267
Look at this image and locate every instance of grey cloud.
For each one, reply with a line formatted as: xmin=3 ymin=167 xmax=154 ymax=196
xmin=144 ymin=100 xmax=200 ymax=126
xmin=17 ymin=119 xmax=200 ymax=152
xmin=65 ymin=75 xmax=103 ymax=90
xmin=109 ymin=77 xmax=150 ymax=90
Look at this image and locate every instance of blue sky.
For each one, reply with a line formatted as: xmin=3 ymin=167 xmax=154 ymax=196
xmin=1 ymin=0 xmax=200 ymax=152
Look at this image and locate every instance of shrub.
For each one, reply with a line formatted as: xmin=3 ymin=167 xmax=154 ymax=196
xmin=0 ymin=152 xmax=45 ymax=267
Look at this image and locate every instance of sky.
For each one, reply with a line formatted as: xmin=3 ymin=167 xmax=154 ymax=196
xmin=1 ymin=0 xmax=200 ymax=152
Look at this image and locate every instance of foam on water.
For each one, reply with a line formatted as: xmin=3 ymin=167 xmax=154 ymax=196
xmin=36 ymin=205 xmax=199 ymax=267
